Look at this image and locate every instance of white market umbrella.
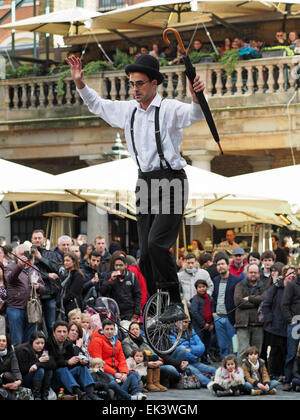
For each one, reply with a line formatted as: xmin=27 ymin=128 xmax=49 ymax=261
xmin=0 ymin=7 xmax=102 ymax=36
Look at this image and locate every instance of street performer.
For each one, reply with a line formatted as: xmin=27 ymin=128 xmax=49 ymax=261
xmin=66 ymin=53 xmax=205 ymax=322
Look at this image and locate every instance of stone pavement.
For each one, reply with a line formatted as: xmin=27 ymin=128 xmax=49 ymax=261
xmin=146 ymin=384 xmax=300 ymax=400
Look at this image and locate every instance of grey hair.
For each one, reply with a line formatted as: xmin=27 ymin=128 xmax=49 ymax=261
xmin=57 ymin=235 xmax=72 ymax=244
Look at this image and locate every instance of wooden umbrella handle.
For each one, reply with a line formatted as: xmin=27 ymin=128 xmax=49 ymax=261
xmin=163 ymin=28 xmax=186 ymax=54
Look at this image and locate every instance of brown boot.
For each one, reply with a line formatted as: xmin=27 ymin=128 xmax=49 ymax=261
xmin=153 ymin=368 xmax=168 ymax=391
xmin=146 ymin=369 xmax=160 ymax=392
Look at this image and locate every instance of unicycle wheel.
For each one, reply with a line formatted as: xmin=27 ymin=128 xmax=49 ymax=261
xmin=143 ymin=291 xmax=183 ymax=355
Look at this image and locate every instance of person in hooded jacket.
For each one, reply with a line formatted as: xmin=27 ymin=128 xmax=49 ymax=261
xmin=15 ymin=331 xmax=55 ymax=400
xmin=0 ymin=334 xmax=22 ymax=400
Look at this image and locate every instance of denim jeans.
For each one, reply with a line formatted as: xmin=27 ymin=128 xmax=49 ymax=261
xmin=187 ymin=363 xmax=216 ymax=387
xmin=214 ymin=315 xmax=236 ymax=358
xmin=244 ymin=380 xmax=278 ymax=393
xmin=6 ymin=307 xmax=37 ymax=347
xmin=52 ymin=366 xmax=94 ymax=394
xmin=107 ymin=372 xmax=141 ymax=400
xmin=284 ymin=324 xmax=300 ymax=384
xmin=160 ymin=365 xmax=181 ymax=382
xmin=22 ymin=368 xmax=53 ymax=388
xmin=41 ymin=298 xmax=56 ymax=337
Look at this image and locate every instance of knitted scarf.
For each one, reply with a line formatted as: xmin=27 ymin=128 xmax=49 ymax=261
xmin=249 ymin=360 xmax=260 ymax=382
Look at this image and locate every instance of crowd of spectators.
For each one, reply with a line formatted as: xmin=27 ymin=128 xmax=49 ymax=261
xmin=0 ymin=228 xmax=300 ymax=400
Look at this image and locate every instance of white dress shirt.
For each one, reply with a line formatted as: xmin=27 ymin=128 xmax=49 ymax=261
xmin=78 ymin=85 xmax=204 ymax=172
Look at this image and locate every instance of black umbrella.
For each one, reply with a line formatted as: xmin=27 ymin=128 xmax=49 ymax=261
xmin=163 ymin=27 xmax=223 ymax=155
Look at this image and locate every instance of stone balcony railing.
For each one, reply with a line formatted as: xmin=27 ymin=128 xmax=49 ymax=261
xmin=0 ymin=55 xmax=299 ymax=121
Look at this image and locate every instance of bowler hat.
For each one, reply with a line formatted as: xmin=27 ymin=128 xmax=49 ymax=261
xmin=125 ymin=54 xmax=164 ymax=85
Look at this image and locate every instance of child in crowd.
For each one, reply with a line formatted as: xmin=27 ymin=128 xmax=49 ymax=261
xmin=126 ymin=348 xmax=148 ymax=391
xmin=242 ymin=346 xmax=278 ymax=395
xmin=68 ymin=308 xmax=82 ymax=324
xmin=291 ymin=349 xmax=300 ymax=392
xmin=190 ymin=279 xmax=215 ymax=364
xmin=207 ymin=354 xmax=245 ymax=397
xmin=81 ymin=312 xmax=92 ymax=347
xmin=89 ymin=358 xmax=113 ymax=400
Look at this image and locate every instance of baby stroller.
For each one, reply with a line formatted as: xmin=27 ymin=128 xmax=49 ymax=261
xmin=85 ymin=296 xmax=126 ymax=341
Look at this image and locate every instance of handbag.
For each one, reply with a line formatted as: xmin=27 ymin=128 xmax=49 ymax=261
xmin=27 ymin=283 xmax=43 ymax=324
xmin=176 ymin=370 xmax=201 ymax=390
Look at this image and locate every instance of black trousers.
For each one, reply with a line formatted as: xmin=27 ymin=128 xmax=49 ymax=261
xmin=135 ymin=168 xmax=188 ymax=302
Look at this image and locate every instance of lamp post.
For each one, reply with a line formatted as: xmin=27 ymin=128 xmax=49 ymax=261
xmin=104 ymin=132 xmax=130 ymax=160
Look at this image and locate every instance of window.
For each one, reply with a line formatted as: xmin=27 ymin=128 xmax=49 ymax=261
xmin=98 ymin=0 xmax=125 ymax=12
xmin=76 ymin=0 xmax=84 ymax=7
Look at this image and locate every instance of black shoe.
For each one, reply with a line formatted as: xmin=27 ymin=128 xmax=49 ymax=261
xmin=159 ymin=304 xmax=187 ymax=323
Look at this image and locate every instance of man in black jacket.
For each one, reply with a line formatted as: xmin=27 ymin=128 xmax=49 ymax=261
xmin=281 ymin=273 xmax=300 ymax=391
xmin=45 ymin=321 xmax=99 ymax=399
xmin=31 ymin=229 xmax=60 ymax=336
xmin=102 ymin=256 xmax=141 ymax=321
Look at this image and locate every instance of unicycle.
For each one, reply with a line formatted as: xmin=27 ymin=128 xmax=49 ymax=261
xmin=143 ymin=290 xmax=184 ymax=355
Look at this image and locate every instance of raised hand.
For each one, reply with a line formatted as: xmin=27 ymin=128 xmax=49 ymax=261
xmin=65 ymin=55 xmax=85 ymax=89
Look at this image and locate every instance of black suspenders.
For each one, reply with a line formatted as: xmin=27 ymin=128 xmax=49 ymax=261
xmin=130 ymin=105 xmax=172 ymax=172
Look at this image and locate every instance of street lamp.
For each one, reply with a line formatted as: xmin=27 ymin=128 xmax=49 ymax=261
xmin=104 ymin=132 xmax=130 ymax=160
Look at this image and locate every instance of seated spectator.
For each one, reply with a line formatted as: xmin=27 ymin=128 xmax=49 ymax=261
xmin=170 ymin=319 xmax=216 ymax=388
xmin=46 ymin=321 xmax=99 ymax=400
xmin=5 ymin=244 xmax=45 ymax=346
xmin=190 ymin=279 xmax=215 ymax=364
xmin=0 ymin=334 xmax=22 ymax=400
xmin=68 ymin=321 xmax=91 ymax=364
xmin=0 ymin=261 xmax=7 ymax=335
xmin=220 ymin=37 xmax=231 ymax=56
xmin=89 ymin=358 xmax=114 ymax=399
xmin=242 ymin=346 xmax=278 ymax=395
xmin=229 ymin=247 xmax=247 ymax=280
xmin=126 ymin=348 xmax=150 ymax=392
xmin=207 ymin=354 xmax=245 ymax=397
xmin=101 ymin=255 xmax=141 ymax=321
xmin=272 ymin=30 xmax=288 ymax=46
xmin=193 ymin=39 xmax=204 ymax=53
xmin=88 ymin=319 xmax=146 ymax=400
xmin=122 ymin=321 xmax=178 ymax=390
xmin=15 ymin=331 xmax=55 ymax=400
xmin=178 ymin=253 xmax=214 ymax=308
xmin=149 ymin=43 xmax=160 ymax=59
xmin=219 ymin=229 xmax=239 ymax=251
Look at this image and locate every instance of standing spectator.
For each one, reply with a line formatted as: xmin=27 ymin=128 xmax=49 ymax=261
xmin=0 ymin=334 xmax=22 ymax=400
xmin=272 ymin=30 xmax=288 ymax=46
xmin=149 ymin=43 xmax=160 ymax=59
xmin=219 ymin=229 xmax=239 ymax=251
xmin=281 ymin=266 xmax=300 ymax=391
xmin=81 ymin=250 xmax=101 ymax=296
xmin=0 ymin=261 xmax=7 ymax=335
xmin=190 ymin=239 xmax=204 ymax=260
xmin=5 ymin=244 xmax=45 ymax=346
xmin=94 ymin=235 xmax=111 ymax=274
xmin=58 ymin=252 xmax=84 ymax=319
xmin=199 ymin=253 xmax=219 ymax=280
xmin=268 ymin=262 xmax=284 ymax=287
xmin=15 ymin=331 xmax=55 ymax=400
xmin=220 ymin=37 xmax=232 ymax=56
xmin=46 ymin=321 xmax=98 ymax=400
xmin=272 ymin=234 xmax=287 ymax=265
xmin=193 ymin=39 xmax=204 ymax=53
xmin=178 ymin=253 xmax=214 ymax=307
xmin=31 ymin=229 xmax=60 ymax=336
xmin=262 ymin=265 xmax=296 ymax=380
xmin=88 ymin=319 xmax=146 ymax=400
xmin=234 ymin=263 xmax=267 ymax=363
xmin=52 ymin=235 xmax=72 ymax=265
xmin=288 ymin=31 xmax=300 ymax=51
xmin=247 ymin=251 xmax=261 ymax=267
xmin=260 ymin=250 xmax=276 ymax=286
xmin=229 ymin=247 xmax=247 ymax=279
xmin=212 ymin=253 xmax=241 ymax=358
xmin=102 ymin=255 xmax=141 ymax=321
xmin=190 ymin=279 xmax=215 ymax=363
